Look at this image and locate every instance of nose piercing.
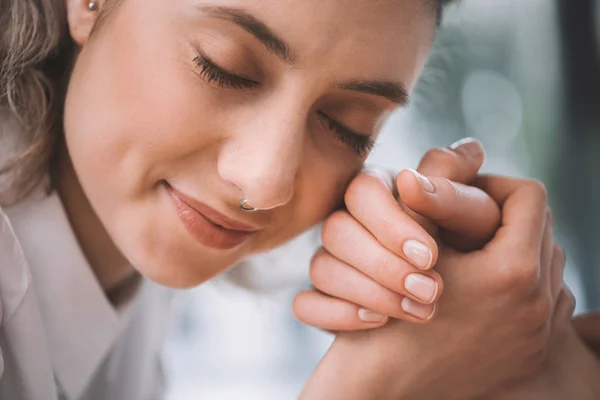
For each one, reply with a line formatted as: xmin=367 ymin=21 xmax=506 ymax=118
xmin=239 ymin=199 xmax=258 ymax=212
xmin=239 ymin=198 xmax=287 ymax=212
xmin=88 ymin=1 xmax=98 ymax=11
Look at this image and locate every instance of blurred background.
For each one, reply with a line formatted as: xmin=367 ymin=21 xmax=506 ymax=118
xmin=163 ymin=1 xmax=600 ymax=398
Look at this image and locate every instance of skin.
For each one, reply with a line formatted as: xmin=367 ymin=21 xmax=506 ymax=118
xmin=300 ymin=173 xmax=570 ymax=399
xmin=55 ymin=0 xmax=600 ymax=397
xmin=295 ymin=142 xmax=503 ymax=327
xmin=60 ymin=0 xmax=437 ymax=290
xmin=299 ymin=150 xmax=600 ymax=398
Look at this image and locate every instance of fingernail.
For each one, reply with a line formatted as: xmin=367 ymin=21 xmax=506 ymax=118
xmin=405 ymin=273 xmax=438 ymax=303
xmin=449 ymin=137 xmax=484 ymax=159
xmin=401 ymin=298 xmax=436 ymax=320
xmin=402 ymin=240 xmax=433 ymax=270
xmin=406 ymin=169 xmax=435 ymax=194
xmin=358 ymin=308 xmax=387 ymax=323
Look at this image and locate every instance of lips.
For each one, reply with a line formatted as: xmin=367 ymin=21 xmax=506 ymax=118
xmin=164 ymin=182 xmax=260 ymax=250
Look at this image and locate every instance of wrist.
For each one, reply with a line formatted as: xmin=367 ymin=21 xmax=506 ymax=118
xmin=300 ymin=333 xmax=419 ymax=400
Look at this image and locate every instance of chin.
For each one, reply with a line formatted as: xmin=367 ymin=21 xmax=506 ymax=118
xmin=105 ymin=188 xmax=261 ymax=289
xmin=121 ymin=233 xmax=242 ymax=289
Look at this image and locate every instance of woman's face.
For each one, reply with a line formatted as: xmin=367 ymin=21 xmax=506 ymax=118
xmin=63 ymin=0 xmax=436 ymax=287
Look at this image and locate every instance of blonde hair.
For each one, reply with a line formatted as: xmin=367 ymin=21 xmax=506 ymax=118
xmin=0 ymin=0 xmax=70 ymax=205
xmin=0 ymin=0 xmax=121 ymax=206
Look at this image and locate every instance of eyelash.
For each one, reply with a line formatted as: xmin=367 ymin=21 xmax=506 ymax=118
xmin=317 ymin=111 xmax=375 ymax=157
xmin=193 ymin=52 xmax=375 ymax=157
xmin=193 ymin=52 xmax=258 ymax=89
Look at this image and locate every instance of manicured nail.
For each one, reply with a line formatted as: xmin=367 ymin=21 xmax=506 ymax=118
xmin=449 ymin=137 xmax=484 ymax=159
xmin=405 ymin=273 xmax=438 ymax=303
xmin=358 ymin=308 xmax=387 ymax=323
xmin=406 ymin=169 xmax=435 ymax=193
xmin=401 ymin=298 xmax=436 ymax=320
xmin=402 ymin=240 xmax=433 ymax=270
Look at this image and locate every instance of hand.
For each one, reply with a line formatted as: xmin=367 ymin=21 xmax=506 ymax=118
xmin=300 ymin=175 xmax=563 ymax=400
xmin=479 ymin=287 xmax=600 ymax=400
xmin=293 ymin=138 xmax=502 ymax=330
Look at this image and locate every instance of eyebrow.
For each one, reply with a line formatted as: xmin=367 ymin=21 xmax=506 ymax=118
xmin=199 ymin=5 xmax=409 ymax=106
xmin=200 ymin=5 xmax=296 ymax=64
xmin=337 ymin=81 xmax=410 ymax=105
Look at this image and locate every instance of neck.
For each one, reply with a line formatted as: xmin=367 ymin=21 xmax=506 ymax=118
xmin=53 ymin=139 xmax=136 ymax=295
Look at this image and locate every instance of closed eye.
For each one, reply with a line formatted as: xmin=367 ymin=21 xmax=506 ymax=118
xmin=193 ymin=51 xmax=259 ymax=89
xmin=317 ymin=111 xmax=375 ymax=157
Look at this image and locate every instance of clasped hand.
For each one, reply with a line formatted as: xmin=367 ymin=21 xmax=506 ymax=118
xmin=295 ymin=139 xmax=572 ymax=400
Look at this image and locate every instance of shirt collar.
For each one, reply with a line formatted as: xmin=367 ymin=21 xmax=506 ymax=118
xmin=5 ymin=189 xmax=121 ymax=400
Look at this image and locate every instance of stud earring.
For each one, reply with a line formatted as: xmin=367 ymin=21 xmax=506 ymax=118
xmin=88 ymin=1 xmax=98 ymax=11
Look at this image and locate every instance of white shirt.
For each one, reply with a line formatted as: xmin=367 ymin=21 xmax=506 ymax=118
xmin=0 ymin=185 xmax=174 ymax=399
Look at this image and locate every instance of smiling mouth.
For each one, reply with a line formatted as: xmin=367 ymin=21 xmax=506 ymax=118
xmin=163 ymin=181 xmax=260 ymax=250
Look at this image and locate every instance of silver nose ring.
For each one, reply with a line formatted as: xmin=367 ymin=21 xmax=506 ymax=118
xmin=239 ymin=198 xmax=287 ymax=212
xmin=239 ymin=199 xmax=258 ymax=212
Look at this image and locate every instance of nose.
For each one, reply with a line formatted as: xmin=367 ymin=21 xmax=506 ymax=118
xmin=218 ymin=100 xmax=305 ymax=211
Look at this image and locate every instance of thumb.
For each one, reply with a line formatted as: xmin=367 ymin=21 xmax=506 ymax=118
xmin=417 ymin=137 xmax=485 ymax=184
xmin=396 ymin=137 xmax=487 ymax=242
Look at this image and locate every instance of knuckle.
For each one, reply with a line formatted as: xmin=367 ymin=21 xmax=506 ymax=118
xmin=564 ymin=288 xmax=576 ymax=313
xmin=499 ymin=259 xmax=539 ymax=295
xmin=443 ymin=179 xmax=467 ymax=206
xmin=321 ymin=211 xmax=349 ymax=247
xmin=438 ymin=178 xmax=461 ymax=202
xmin=522 ymin=296 xmax=554 ymax=331
xmin=526 ymin=179 xmax=549 ymax=203
xmin=380 ymin=216 xmax=402 ymax=244
xmin=554 ymin=244 xmax=566 ymax=265
xmin=344 ymin=174 xmax=370 ymax=207
xmin=447 ymin=179 xmax=461 ymax=197
xmin=530 ymin=295 xmax=553 ymax=326
xmin=515 ymin=256 xmax=540 ymax=289
xmin=518 ymin=295 xmax=552 ymax=332
xmin=374 ymin=252 xmax=398 ymax=282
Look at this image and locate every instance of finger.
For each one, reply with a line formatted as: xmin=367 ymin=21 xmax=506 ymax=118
xmin=342 ymin=175 xmax=438 ymax=270
xmin=310 ymin=249 xmax=439 ymax=320
xmin=522 ymin=211 xmax=555 ymax=344
xmin=397 ymin=169 xmax=501 ymax=249
xmin=293 ymin=290 xmax=388 ymax=331
xmin=416 ymin=137 xmax=485 ymax=182
xmin=361 ymin=165 xmax=439 ymax=237
xmin=397 ymin=138 xmax=486 ymax=239
xmin=529 ymin=209 xmax=554 ymax=297
xmin=475 ymin=175 xmax=548 ymax=255
xmin=536 ymin=210 xmax=565 ymax=305
xmin=550 ymin=245 xmax=566 ymax=302
xmin=550 ymin=286 xmax=576 ymax=332
xmin=322 ymin=213 xmax=443 ymax=298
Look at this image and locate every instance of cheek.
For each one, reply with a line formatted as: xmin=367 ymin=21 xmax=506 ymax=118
xmin=301 ymin=151 xmax=358 ymax=219
xmin=63 ymin=6 xmax=237 ymax=205
xmin=62 ymin=22 xmax=240 ymax=286
xmin=256 ymin=148 xmax=360 ymax=252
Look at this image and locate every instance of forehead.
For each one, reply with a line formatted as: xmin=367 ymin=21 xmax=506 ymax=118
xmin=183 ymin=0 xmax=437 ymax=89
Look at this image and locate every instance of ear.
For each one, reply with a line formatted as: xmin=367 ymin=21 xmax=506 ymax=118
xmin=66 ymin=0 xmax=105 ymax=45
